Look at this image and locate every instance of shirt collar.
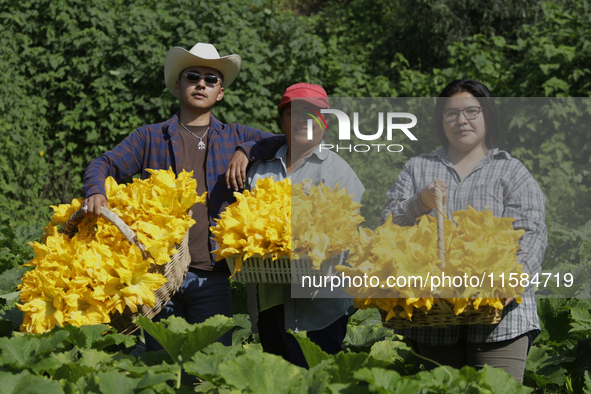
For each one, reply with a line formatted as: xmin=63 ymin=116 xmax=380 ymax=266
xmin=168 ymin=112 xmax=181 ymax=136
xmin=432 ymin=146 xmax=509 ymax=163
xmin=169 ymin=111 xmax=221 ymax=135
xmin=274 ymin=141 xmax=329 ymax=162
xmin=488 ymin=148 xmax=510 ymax=159
xmin=208 ymin=113 xmax=223 ymax=135
xmin=311 ymin=142 xmax=330 ymax=161
xmin=275 ymin=143 xmax=289 ymax=163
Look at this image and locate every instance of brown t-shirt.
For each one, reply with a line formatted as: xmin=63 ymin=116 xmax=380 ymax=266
xmin=177 ymin=124 xmax=213 ymax=270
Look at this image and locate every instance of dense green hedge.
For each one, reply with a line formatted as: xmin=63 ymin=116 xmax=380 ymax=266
xmin=0 ymin=0 xmax=590 ymax=228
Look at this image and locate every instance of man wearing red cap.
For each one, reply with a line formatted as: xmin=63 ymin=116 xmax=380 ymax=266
xmin=245 ymin=83 xmax=365 ymax=368
xmin=81 ymin=42 xmax=284 ymax=349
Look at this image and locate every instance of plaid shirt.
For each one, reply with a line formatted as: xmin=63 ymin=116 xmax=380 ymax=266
xmin=82 ymin=112 xmax=286 ymax=265
xmin=379 ymin=148 xmax=547 ymax=345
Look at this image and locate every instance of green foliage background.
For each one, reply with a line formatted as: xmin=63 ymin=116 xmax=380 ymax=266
xmin=1 ymin=0 xmax=589 ymax=229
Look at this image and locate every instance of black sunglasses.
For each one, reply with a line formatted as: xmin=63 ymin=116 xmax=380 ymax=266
xmin=182 ymin=72 xmax=221 ymax=85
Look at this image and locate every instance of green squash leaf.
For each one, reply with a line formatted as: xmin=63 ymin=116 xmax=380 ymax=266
xmin=218 ymin=349 xmax=304 ymax=393
xmin=0 ymin=370 xmax=64 ymax=394
xmin=136 ymin=315 xmax=234 ymax=365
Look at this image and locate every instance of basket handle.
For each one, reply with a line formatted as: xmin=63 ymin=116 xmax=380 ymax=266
xmin=62 ymin=206 xmax=151 ymax=260
xmin=435 ymin=179 xmax=446 ymax=270
xmin=434 ymin=180 xmax=450 ymax=306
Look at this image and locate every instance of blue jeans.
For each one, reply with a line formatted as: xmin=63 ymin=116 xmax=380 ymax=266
xmin=144 ymin=268 xmax=233 ymax=351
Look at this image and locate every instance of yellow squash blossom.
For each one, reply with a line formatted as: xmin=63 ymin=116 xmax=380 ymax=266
xmin=17 ymin=169 xmax=203 ymax=334
xmin=211 ymin=177 xmax=364 ymax=276
xmin=343 ymin=208 xmax=527 ymax=321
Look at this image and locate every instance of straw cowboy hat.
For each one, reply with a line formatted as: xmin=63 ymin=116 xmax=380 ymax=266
xmin=164 ymin=42 xmax=242 ymax=99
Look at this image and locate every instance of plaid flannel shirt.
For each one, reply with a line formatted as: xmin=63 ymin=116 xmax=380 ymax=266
xmin=82 ymin=112 xmax=286 ymax=266
xmin=379 ymin=148 xmax=547 ymax=345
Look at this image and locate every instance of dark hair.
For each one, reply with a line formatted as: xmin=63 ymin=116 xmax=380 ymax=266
xmin=279 ymin=103 xmax=288 ymax=120
xmin=277 ymin=103 xmax=289 ymax=131
xmin=433 ymin=79 xmax=500 ymax=150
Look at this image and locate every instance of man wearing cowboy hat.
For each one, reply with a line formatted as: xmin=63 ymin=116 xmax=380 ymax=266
xmin=82 ymin=42 xmax=285 ymax=349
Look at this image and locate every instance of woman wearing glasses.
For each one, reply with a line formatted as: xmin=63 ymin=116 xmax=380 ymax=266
xmin=379 ymin=79 xmax=547 ymax=381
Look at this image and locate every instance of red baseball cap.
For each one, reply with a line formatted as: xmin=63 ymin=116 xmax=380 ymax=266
xmin=278 ymin=83 xmax=329 ymax=109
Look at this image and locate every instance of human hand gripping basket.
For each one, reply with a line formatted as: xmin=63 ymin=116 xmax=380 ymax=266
xmin=60 ymin=207 xmax=190 ymax=334
xmin=379 ymin=180 xmax=505 ymax=329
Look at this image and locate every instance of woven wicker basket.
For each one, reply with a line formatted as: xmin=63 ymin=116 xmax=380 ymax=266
xmin=226 ymin=254 xmax=341 ymax=284
xmin=63 ymin=206 xmax=191 ymax=335
xmin=380 ymin=180 xmax=503 ymax=329
xmin=380 ymin=299 xmax=504 ymax=329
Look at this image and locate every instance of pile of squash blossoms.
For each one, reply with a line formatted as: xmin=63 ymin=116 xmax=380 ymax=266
xmin=17 ymin=168 xmax=204 ymax=334
xmin=291 ymin=180 xmax=364 ymax=268
xmin=211 ymin=177 xmax=363 ymax=275
xmin=339 ymin=207 xmax=527 ymax=321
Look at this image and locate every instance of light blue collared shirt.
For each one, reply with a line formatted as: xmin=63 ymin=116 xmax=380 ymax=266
xmin=246 ymin=142 xmax=365 ymax=332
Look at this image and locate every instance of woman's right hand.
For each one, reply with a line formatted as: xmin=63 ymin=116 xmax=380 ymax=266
xmin=418 ymin=181 xmax=448 ymax=212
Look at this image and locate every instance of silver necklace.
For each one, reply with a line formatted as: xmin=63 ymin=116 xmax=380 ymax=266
xmin=180 ymin=122 xmax=209 ymax=150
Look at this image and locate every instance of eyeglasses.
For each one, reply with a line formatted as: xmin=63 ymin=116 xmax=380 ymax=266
xmin=443 ymin=106 xmax=483 ymax=122
xmin=182 ymin=72 xmax=222 ymax=86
